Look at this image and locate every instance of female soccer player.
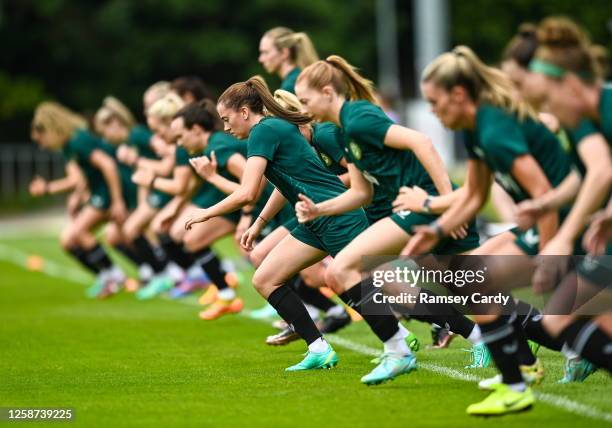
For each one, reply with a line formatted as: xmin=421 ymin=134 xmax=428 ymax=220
xmin=258 ymin=27 xmax=319 ymax=93
xmin=519 ymin=16 xmax=612 ymax=374
xmin=293 ymin=55 xmax=488 ymax=371
xmin=185 ymin=76 xmax=414 ymax=382
xmin=30 ymin=102 xmax=132 ymax=298
xmin=402 ymin=46 xmax=576 ymax=415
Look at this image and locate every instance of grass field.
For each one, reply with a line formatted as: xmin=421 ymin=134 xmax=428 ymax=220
xmin=0 ymin=231 xmax=611 ymax=428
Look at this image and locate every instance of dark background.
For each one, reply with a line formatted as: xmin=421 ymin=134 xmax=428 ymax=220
xmin=1 ymin=0 xmax=611 ymax=143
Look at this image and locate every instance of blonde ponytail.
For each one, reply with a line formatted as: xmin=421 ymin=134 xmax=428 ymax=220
xmin=264 ymin=27 xmax=319 ymax=69
xmin=423 ymin=45 xmax=536 ymax=120
xmin=32 ymin=101 xmax=87 ymax=142
xmin=297 ymin=55 xmax=378 ymax=104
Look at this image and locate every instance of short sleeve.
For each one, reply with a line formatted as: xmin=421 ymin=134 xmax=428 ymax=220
xmin=570 ymin=119 xmax=599 ymax=146
xmin=67 ymin=130 xmax=98 ymax=162
xmin=478 ymin=110 xmax=529 ymax=173
xmin=247 ymin=123 xmax=280 ymax=161
xmin=344 ymin=103 xmax=393 ymax=149
xmin=129 ymin=126 xmax=153 ymax=152
xmin=175 ymin=146 xmax=191 ymax=166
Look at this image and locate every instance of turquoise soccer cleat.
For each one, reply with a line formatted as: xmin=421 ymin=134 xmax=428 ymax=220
xmin=558 ymin=357 xmax=597 ymax=383
xmin=136 ymin=276 xmax=174 ymax=300
xmin=464 ymin=343 xmax=491 ymax=368
xmin=361 ymin=353 xmax=417 ymax=385
xmin=285 ymin=345 xmax=339 ymax=371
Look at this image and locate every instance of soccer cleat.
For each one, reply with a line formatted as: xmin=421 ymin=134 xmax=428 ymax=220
xmin=361 ymin=353 xmax=417 ymax=385
xmin=198 ymin=285 xmax=218 ymax=306
xmin=272 ymin=319 xmax=289 ymax=330
xmin=198 ymin=297 xmax=244 ymax=320
xmin=124 ymin=278 xmax=140 ymax=293
xmin=136 ymin=276 xmax=174 ymax=300
xmin=478 ymin=359 xmax=544 ymax=390
xmin=464 ymin=343 xmax=491 ymax=368
xmin=370 ymin=332 xmax=420 ymax=364
xmin=319 ymin=311 xmax=352 ymax=334
xmin=467 ymin=384 xmax=534 ymax=416
xmin=266 ymin=326 xmax=300 ymax=346
xmin=170 ymin=275 xmax=210 ymax=299
xmin=97 ymin=279 xmax=123 ymax=299
xmin=247 ymin=303 xmax=279 ymax=320
xmin=285 ymin=345 xmax=338 ymax=371
xmin=430 ymin=325 xmax=456 ymax=349
xmin=85 ymin=277 xmax=105 ymax=298
xmin=558 ymin=357 xmax=597 ymax=383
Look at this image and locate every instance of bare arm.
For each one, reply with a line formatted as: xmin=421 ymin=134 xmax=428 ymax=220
xmin=384 ymin=124 xmax=452 ymax=195
xmin=554 ymin=135 xmax=612 ymax=243
xmin=89 ymin=149 xmax=124 ymax=206
xmin=185 ymin=156 xmax=268 ymax=228
xmin=295 ymin=163 xmax=372 ymax=223
xmin=510 ymin=154 xmax=558 ymax=249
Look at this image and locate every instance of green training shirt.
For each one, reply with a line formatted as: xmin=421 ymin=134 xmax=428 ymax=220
xmin=463 ymin=104 xmax=571 ymax=203
xmin=339 ymin=100 xmax=436 ymax=222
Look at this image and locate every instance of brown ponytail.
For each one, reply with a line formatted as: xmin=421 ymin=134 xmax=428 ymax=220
xmin=297 ymin=55 xmax=378 ymax=104
xmin=534 ymin=16 xmax=599 ymax=82
xmin=218 ymin=76 xmax=311 ymax=126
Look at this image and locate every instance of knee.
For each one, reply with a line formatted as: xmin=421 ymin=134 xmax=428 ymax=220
xmin=169 ymin=220 xmax=185 ymax=244
xmin=251 ymin=268 xmax=269 ymax=295
xmin=60 ymin=226 xmax=77 ymax=251
xmin=327 ymin=256 xmax=359 ymax=292
xmin=249 ymin=245 xmax=266 ymax=268
xmin=182 ymin=231 xmax=200 ymax=253
xmin=105 ymin=224 xmax=122 ymax=247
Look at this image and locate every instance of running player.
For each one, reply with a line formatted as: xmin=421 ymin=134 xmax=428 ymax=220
xmin=293 ymin=55 xmax=488 ymax=373
xmin=185 ymin=76 xmax=412 ymax=381
xmin=403 ymin=46 xmax=575 ymax=415
xmin=519 ymin=16 xmax=612 ymax=374
xmin=258 ymin=27 xmax=319 ymax=93
xmin=30 ymin=102 xmax=131 ymax=298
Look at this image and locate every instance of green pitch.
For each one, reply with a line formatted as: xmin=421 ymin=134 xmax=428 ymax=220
xmin=0 ymin=235 xmax=610 ymax=428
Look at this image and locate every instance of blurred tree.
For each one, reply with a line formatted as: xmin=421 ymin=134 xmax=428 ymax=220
xmin=0 ymin=0 xmax=610 ymax=142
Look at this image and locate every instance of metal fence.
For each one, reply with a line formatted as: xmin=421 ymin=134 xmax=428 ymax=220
xmin=0 ymin=143 xmax=66 ymax=201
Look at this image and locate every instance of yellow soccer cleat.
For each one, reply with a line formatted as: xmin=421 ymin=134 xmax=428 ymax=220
xmin=467 ymin=384 xmax=535 ymax=416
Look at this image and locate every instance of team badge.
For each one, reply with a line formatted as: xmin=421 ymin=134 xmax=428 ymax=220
xmin=320 ymin=153 xmax=332 ymax=167
xmin=349 ymin=141 xmax=362 ymax=160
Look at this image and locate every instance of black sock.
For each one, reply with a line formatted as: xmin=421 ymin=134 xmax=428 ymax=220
xmin=84 ymin=243 xmax=113 ymax=271
xmin=515 ymin=300 xmax=563 ymax=352
xmin=267 ymin=285 xmax=322 ymax=345
xmin=115 ymin=243 xmax=142 ymax=266
xmin=560 ymin=318 xmax=612 ymax=371
xmin=133 ymin=235 xmax=166 ymax=273
xmin=193 ymin=247 xmax=230 ymax=290
xmin=338 ymin=277 xmax=399 ymax=342
xmin=67 ymin=246 xmax=100 ymax=274
xmin=158 ymin=233 xmax=193 ymax=269
xmin=480 ymin=316 xmax=524 ymax=385
xmin=510 ymin=313 xmax=537 ymax=365
xmin=409 ymin=288 xmax=475 ymax=338
xmin=293 ymin=277 xmax=336 ymax=312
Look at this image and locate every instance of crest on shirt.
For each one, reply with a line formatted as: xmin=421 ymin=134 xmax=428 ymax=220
xmin=320 ymin=152 xmax=332 ymax=167
xmin=349 ymin=141 xmax=362 ymax=160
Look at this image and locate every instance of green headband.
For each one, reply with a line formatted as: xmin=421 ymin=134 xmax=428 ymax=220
xmin=529 ymin=58 xmax=593 ymax=81
xmin=529 ymin=59 xmax=567 ymax=78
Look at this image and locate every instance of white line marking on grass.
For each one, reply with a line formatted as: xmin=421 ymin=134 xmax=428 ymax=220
xmin=0 ymin=242 xmax=610 ymax=423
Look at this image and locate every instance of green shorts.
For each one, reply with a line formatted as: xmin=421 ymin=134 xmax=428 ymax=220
xmin=390 ymin=210 xmax=480 ymax=254
xmin=146 ymin=189 xmax=173 ymax=210
xmin=577 ymin=254 xmax=612 ymax=289
xmin=88 ymin=178 xmax=137 ymax=211
xmin=88 ymin=186 xmax=111 ymax=211
xmin=289 ymin=209 xmax=369 ymax=257
xmin=511 ymin=226 xmax=585 ymax=255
